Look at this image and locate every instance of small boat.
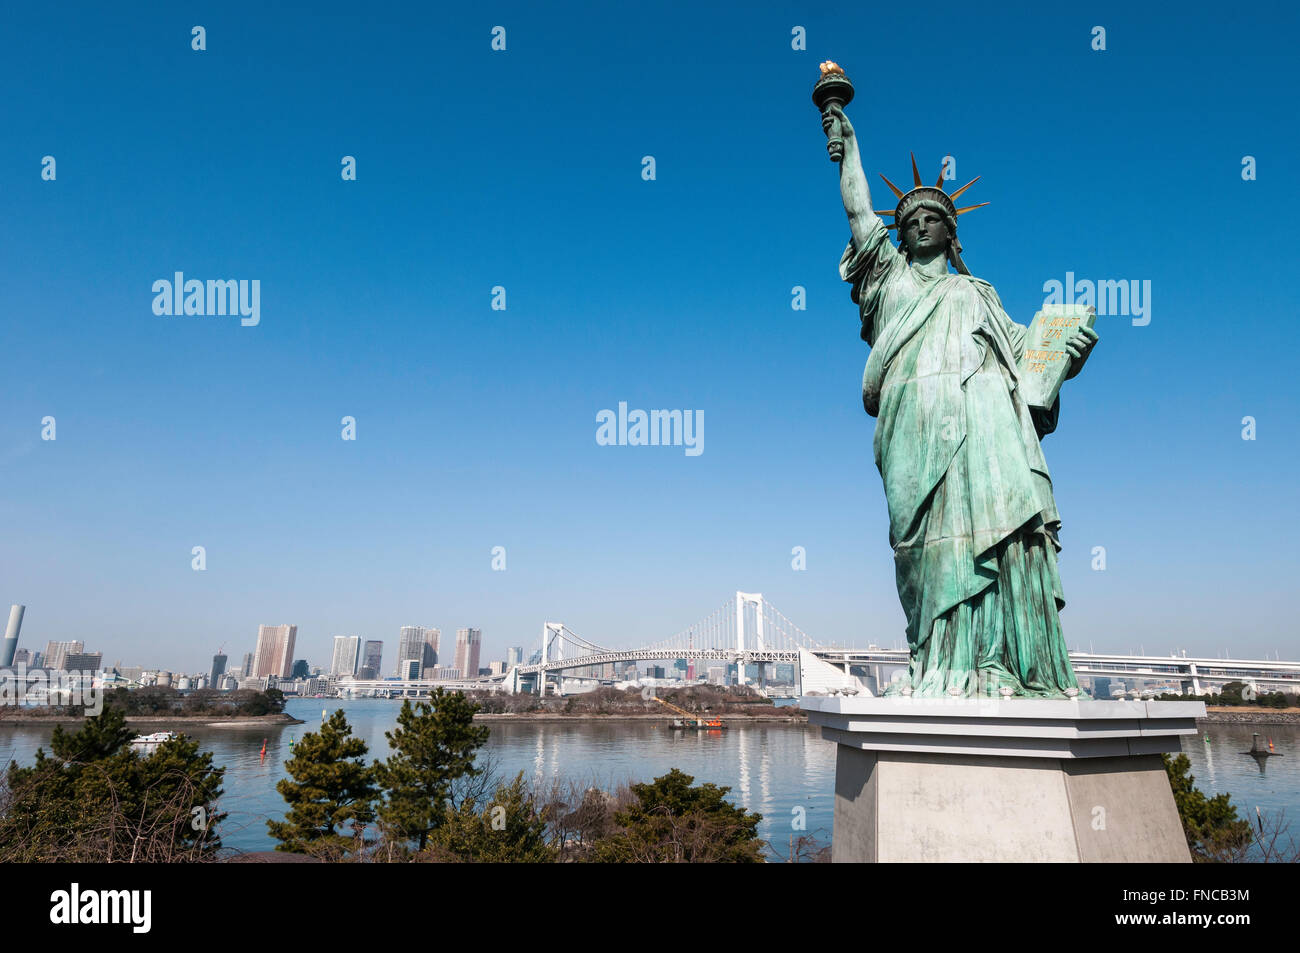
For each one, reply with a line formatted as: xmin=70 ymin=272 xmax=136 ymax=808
xmin=130 ymin=731 xmax=177 ymax=747
xmin=667 ymin=718 xmax=727 ymax=730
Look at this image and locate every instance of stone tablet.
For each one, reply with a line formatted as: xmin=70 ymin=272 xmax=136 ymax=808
xmin=1018 ymin=304 xmax=1096 ymax=410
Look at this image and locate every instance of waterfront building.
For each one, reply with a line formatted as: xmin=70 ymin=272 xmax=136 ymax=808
xmin=241 ymin=652 xmax=253 ymax=677
xmin=43 ymin=641 xmax=84 ymax=671
xmin=291 ymin=659 xmax=310 ymax=679
xmin=330 ymin=636 xmax=362 ymax=676
xmin=252 ymin=625 xmax=297 ymax=678
xmin=63 ymin=652 xmax=103 ymax=673
xmin=397 ymin=626 xmax=436 ymax=676
xmin=454 ymin=629 xmax=482 ymax=680
xmin=362 ymin=640 xmax=383 ymax=675
xmin=211 ymin=653 xmax=228 ymax=685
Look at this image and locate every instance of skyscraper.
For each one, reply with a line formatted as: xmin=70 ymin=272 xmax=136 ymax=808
xmin=252 ymin=625 xmax=297 ymax=678
xmin=454 ymin=628 xmax=482 ymax=679
xmin=241 ymin=652 xmax=253 ymax=677
xmin=211 ymin=652 xmax=228 ymax=685
xmin=397 ymin=626 xmax=437 ymax=677
xmin=506 ymin=646 xmax=523 ymax=667
xmin=423 ymin=628 xmax=440 ymax=670
xmin=43 ymin=640 xmax=84 ymax=671
xmin=360 ymin=640 xmax=383 ymax=678
xmin=330 ymin=636 xmax=362 ymax=676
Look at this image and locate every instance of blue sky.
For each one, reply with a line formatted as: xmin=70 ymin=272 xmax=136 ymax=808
xmin=1 ymin=1 xmax=1297 ymax=671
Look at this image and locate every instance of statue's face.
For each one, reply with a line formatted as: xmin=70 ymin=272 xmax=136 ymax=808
xmin=901 ymin=208 xmax=950 ymax=259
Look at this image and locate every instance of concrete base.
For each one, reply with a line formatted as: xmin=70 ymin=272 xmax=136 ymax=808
xmin=802 ymin=696 xmax=1203 ymax=863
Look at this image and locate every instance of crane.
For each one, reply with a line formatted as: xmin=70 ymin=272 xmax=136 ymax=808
xmin=652 ymin=695 xmax=725 ymax=729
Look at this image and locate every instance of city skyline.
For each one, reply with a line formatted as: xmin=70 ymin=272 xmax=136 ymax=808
xmin=2 ymin=3 xmax=1297 ymax=671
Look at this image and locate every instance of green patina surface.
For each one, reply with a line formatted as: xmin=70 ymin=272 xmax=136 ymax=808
xmin=816 ymin=67 xmax=1098 ymax=698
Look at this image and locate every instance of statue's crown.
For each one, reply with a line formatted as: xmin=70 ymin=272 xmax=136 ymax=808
xmin=878 ymin=154 xmax=988 ymax=231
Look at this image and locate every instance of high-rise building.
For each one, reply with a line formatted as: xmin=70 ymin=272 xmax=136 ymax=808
xmin=454 ymin=628 xmax=481 ymax=681
xmin=397 ymin=626 xmax=436 ymax=677
xmin=330 ymin=636 xmax=362 ymax=676
xmin=252 ymin=625 xmax=297 ymax=678
xmin=291 ymin=659 xmax=310 ymax=679
xmin=241 ymin=652 xmax=254 ymax=677
xmin=423 ymin=628 xmax=440 ymax=671
xmin=506 ymin=646 xmax=523 ymax=667
xmin=211 ymin=653 xmax=228 ymax=685
xmin=43 ymin=641 xmax=84 ymax=671
xmin=361 ymin=640 xmax=383 ymax=678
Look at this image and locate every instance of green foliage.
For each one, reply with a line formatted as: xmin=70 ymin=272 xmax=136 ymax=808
xmin=268 ymin=710 xmax=376 ymax=856
xmin=103 ymin=685 xmax=285 ymax=717
xmin=1163 ymin=753 xmax=1253 ymax=861
xmin=1217 ymin=681 xmax=1245 ymax=705
xmin=374 ymin=690 xmax=490 ymax=850
xmin=236 ymin=688 xmax=286 ymax=716
xmin=0 ymin=708 xmax=225 ymax=862
xmin=425 ymin=772 xmax=556 ymax=863
xmin=591 ymin=768 xmax=764 ymax=863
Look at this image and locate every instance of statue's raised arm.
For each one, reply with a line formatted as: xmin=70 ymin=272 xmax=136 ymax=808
xmin=814 ymin=63 xmax=877 ymax=251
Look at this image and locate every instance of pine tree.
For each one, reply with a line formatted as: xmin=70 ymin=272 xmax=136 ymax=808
xmin=425 ymin=772 xmax=556 ymax=862
xmin=1 ymin=708 xmax=225 ymax=861
xmin=374 ymin=690 xmax=490 ymax=850
xmin=1163 ymin=753 xmax=1253 ymax=860
xmin=591 ymin=768 xmax=764 ymax=863
xmin=267 ymin=709 xmax=376 ymax=856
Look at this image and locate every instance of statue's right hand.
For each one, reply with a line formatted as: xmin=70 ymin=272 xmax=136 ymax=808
xmin=822 ymin=103 xmax=855 ymax=141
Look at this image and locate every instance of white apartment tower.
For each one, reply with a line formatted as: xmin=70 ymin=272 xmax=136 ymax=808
xmin=330 ymin=635 xmax=362 ymax=676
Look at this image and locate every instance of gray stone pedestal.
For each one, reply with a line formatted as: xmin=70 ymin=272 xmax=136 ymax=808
xmin=801 ymin=696 xmax=1203 ymax=863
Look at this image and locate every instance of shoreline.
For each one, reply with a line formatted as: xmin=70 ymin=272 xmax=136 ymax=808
xmin=0 ymin=711 xmax=305 ymax=728
xmin=472 ymin=712 xmax=805 ymax=723
xmin=1196 ymin=707 xmax=1300 ymax=727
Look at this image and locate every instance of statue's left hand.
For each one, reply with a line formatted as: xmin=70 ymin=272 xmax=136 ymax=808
xmin=1065 ymin=325 xmax=1099 ymax=380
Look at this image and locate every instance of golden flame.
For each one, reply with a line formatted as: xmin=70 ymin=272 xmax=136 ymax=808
xmin=819 ymin=61 xmax=844 ymax=76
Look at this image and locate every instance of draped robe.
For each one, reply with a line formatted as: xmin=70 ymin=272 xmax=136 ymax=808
xmin=841 ymin=215 xmax=1080 ymax=697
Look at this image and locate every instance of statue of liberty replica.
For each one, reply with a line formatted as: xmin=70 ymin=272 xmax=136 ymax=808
xmin=814 ymin=63 xmax=1099 ymax=699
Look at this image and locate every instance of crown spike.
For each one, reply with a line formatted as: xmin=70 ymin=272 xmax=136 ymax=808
xmin=910 ymin=153 xmax=923 ymax=188
xmin=878 ymin=174 xmax=904 ymax=199
xmin=877 ymin=209 xmax=896 ymax=217
xmin=955 ymin=202 xmax=990 ymax=216
xmin=935 ymin=163 xmax=947 ymax=188
xmin=949 ymin=175 xmax=981 ymax=200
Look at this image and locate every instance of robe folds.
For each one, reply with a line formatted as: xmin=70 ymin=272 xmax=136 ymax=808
xmin=840 ymin=215 xmax=1080 ymax=697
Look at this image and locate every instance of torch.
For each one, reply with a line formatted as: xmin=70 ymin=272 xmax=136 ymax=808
xmin=812 ymin=61 xmax=855 ymax=163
